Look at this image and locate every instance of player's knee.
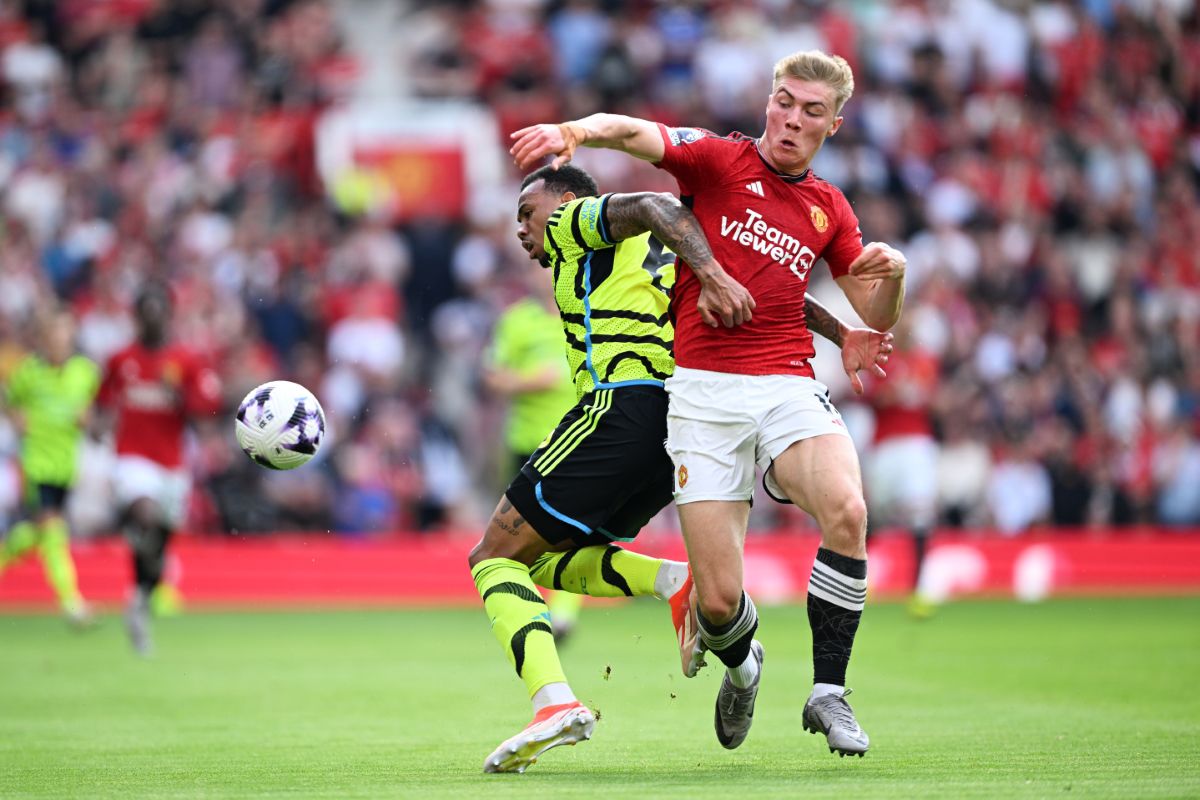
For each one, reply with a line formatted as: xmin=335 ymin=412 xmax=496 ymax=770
xmin=467 ymin=535 xmax=506 ymax=569
xmin=697 ymin=584 xmax=742 ymax=626
xmin=822 ymin=495 xmax=868 ymax=543
xmin=467 ymin=519 xmax=539 ymax=569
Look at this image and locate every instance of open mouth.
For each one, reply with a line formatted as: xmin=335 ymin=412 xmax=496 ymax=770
xmin=520 ymin=240 xmax=533 ymax=252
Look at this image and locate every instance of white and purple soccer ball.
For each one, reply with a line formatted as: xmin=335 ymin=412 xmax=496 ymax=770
xmin=234 ymin=380 xmax=326 ymax=470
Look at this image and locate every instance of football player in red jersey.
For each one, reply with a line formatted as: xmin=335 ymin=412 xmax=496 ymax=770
xmin=97 ymin=282 xmax=222 ymax=654
xmin=511 ymin=50 xmax=906 ymax=756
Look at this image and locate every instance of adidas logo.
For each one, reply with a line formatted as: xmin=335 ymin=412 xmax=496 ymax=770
xmin=745 ymin=181 xmax=764 ymax=197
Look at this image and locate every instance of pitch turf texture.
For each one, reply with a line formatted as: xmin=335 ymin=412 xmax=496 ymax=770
xmin=2 ymin=598 xmax=1198 ymax=799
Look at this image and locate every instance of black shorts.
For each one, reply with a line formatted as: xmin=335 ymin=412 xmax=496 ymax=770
xmin=27 ymin=483 xmax=69 ymax=512
xmin=505 ymin=385 xmax=673 ymax=547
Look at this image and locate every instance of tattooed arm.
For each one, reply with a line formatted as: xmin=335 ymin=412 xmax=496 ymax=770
xmin=804 ymin=293 xmax=895 ymax=395
xmin=804 ymin=293 xmax=847 ymax=347
xmin=603 ymin=192 xmax=755 ymax=328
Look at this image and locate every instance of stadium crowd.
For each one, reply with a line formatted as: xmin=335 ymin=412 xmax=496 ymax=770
xmin=1 ymin=0 xmax=1198 ymax=538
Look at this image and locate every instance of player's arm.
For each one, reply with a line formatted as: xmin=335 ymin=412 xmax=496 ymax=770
xmin=511 ymin=114 xmax=664 ymax=170
xmin=804 ymin=293 xmax=894 ymax=396
xmin=604 ymin=192 xmax=754 ymax=328
xmin=835 ymin=241 xmax=907 ymax=331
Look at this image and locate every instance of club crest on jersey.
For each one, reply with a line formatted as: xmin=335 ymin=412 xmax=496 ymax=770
xmin=677 ymin=464 xmax=688 ymax=488
xmin=810 ymin=205 xmax=829 ymax=233
xmin=667 ymin=127 xmax=704 ymax=146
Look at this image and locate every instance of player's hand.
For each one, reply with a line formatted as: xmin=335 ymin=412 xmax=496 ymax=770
xmin=696 ymin=269 xmax=755 ymax=328
xmin=510 ymin=124 xmax=579 ymax=171
xmin=848 ymin=242 xmax=906 ymax=281
xmin=841 ymin=328 xmax=893 ymax=395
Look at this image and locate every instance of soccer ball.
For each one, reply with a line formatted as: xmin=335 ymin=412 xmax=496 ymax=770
xmin=235 ymin=380 xmax=326 ymax=470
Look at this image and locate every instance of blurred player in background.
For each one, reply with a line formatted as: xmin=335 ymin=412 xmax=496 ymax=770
xmin=97 ymin=282 xmax=222 ymax=655
xmin=472 ymin=164 xmax=889 ymax=773
xmin=511 ymin=49 xmax=905 ymax=757
xmin=0 ymin=309 xmax=99 ymax=627
xmin=484 ymin=259 xmax=584 ymax=641
xmin=863 ymin=319 xmax=941 ymax=618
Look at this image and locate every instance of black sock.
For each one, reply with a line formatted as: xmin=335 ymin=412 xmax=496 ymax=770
xmin=808 ymin=548 xmax=867 ymax=686
xmin=697 ymin=591 xmax=758 ymax=668
xmin=912 ymin=528 xmax=929 ymax=591
xmin=128 ymin=524 xmax=172 ymax=595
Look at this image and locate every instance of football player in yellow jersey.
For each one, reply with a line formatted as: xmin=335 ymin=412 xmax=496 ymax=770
xmin=485 ymin=257 xmax=587 ymax=642
xmin=0 ymin=309 xmax=99 ymax=627
xmin=470 ymin=164 xmax=891 ymax=773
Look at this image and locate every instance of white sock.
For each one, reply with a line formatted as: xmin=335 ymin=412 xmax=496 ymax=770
xmin=653 ymin=560 xmax=688 ymax=600
xmin=728 ymin=650 xmax=760 ymax=688
xmin=531 ymin=682 xmax=577 ymax=713
xmin=812 ymin=682 xmax=844 ymax=700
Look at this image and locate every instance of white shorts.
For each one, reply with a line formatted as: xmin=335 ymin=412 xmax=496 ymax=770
xmin=865 ymin=434 xmax=939 ymax=529
xmin=113 ymin=455 xmax=190 ymax=529
xmin=665 ymin=367 xmax=850 ymax=505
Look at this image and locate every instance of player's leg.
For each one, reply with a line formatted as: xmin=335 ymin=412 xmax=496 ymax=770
xmin=677 ymin=500 xmax=763 ymax=748
xmin=468 ymin=497 xmax=592 ymax=774
xmin=665 ymin=368 xmax=764 ymax=748
xmin=768 ymin=431 xmax=871 ymax=756
xmin=0 ymin=520 xmax=38 ymax=572
xmin=1 ymin=481 xmax=43 ymax=573
xmin=123 ymin=496 xmax=169 ymax=655
xmin=469 ymin=387 xmax=679 ymax=771
xmin=30 ymin=485 xmax=90 ymax=626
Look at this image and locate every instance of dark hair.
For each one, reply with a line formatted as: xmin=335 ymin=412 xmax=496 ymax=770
xmin=520 ymin=164 xmax=599 ymax=198
xmin=135 ymin=280 xmax=173 ymax=314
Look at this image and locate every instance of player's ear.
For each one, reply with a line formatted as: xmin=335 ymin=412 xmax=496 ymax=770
xmin=828 ymin=116 xmax=844 ymax=137
xmin=561 ymin=191 xmax=577 ymax=203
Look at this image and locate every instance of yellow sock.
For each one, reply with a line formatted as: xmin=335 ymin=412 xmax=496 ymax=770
xmin=471 ymin=558 xmax=567 ymax=698
xmin=38 ymin=518 xmax=84 ymax=612
xmin=530 ymin=545 xmax=662 ymax=598
xmin=1 ymin=521 xmax=39 ymax=572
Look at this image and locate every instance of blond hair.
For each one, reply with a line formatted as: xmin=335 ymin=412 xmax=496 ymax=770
xmin=773 ymin=50 xmax=855 ymax=113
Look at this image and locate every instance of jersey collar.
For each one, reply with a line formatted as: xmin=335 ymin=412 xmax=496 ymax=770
xmin=754 ymin=139 xmax=811 ymax=183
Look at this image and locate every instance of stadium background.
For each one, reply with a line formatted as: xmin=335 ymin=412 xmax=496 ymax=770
xmin=0 ymin=0 xmax=1198 ymax=604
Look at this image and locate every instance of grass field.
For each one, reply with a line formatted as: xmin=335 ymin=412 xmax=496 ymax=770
xmin=2 ymin=597 xmax=1199 ymax=799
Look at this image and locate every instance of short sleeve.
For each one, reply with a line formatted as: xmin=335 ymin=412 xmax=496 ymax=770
xmin=653 ymin=124 xmax=730 ymax=193
xmin=545 ymin=195 xmax=616 ymax=256
xmin=822 ymin=191 xmax=864 ymax=279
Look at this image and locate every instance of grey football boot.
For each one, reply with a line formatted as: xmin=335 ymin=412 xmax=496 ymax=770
xmin=802 ymin=688 xmax=870 ymax=757
xmin=714 ymin=640 xmax=764 ymax=749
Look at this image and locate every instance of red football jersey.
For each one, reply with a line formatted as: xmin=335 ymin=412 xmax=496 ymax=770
xmin=655 ymin=124 xmax=864 ymax=377
xmin=871 ymin=350 xmax=939 ymax=444
xmin=98 ymin=342 xmax=222 ymax=468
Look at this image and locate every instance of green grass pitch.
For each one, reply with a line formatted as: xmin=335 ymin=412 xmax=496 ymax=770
xmin=2 ymin=597 xmax=1198 ymax=799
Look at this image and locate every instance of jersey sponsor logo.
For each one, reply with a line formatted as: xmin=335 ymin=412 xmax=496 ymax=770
xmin=666 ymin=127 xmax=704 ymax=146
xmin=677 ymin=464 xmax=688 ymax=488
xmin=810 ymin=205 xmax=829 ymax=233
xmin=745 ymin=181 xmax=764 ymax=197
xmin=719 ymin=208 xmax=816 ymax=280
